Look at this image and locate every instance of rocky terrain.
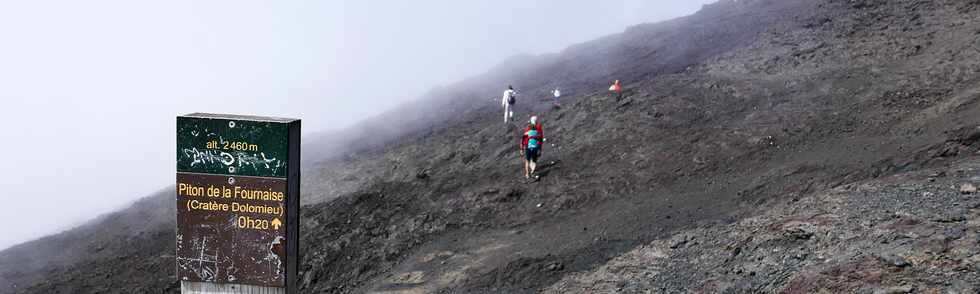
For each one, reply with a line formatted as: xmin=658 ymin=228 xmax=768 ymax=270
xmin=4 ymin=0 xmax=980 ymax=293
xmin=546 ymin=157 xmax=980 ymax=293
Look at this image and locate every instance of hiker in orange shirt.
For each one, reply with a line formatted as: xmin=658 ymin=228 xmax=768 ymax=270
xmin=609 ymin=80 xmax=623 ymax=100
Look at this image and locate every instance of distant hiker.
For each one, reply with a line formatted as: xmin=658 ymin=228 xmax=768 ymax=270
xmin=609 ymin=80 xmax=623 ymax=100
xmin=502 ymin=85 xmax=517 ymax=123
xmin=551 ymin=87 xmax=561 ymax=107
xmin=520 ymin=116 xmax=544 ymax=179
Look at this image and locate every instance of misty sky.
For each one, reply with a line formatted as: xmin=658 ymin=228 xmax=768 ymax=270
xmin=0 ymin=0 xmax=715 ymax=250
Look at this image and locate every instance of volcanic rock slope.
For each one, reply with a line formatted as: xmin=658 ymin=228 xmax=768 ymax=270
xmin=0 ymin=189 xmax=177 ymax=293
xmin=6 ymin=0 xmax=980 ymax=293
xmin=298 ymin=0 xmax=980 ymax=293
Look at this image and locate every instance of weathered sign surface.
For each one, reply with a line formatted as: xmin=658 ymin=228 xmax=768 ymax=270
xmin=175 ymin=173 xmax=287 ymax=286
xmin=176 ymin=113 xmax=300 ymax=292
xmin=176 ymin=115 xmax=290 ymax=178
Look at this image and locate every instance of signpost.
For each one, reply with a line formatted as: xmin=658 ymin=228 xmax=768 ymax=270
xmin=176 ymin=113 xmax=300 ymax=294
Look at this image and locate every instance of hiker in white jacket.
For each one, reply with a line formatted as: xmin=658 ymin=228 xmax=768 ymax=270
xmin=551 ymin=87 xmax=561 ymax=107
xmin=501 ymin=85 xmax=517 ymax=123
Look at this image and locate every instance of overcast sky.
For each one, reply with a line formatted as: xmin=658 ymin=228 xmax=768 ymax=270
xmin=0 ymin=0 xmax=715 ymax=250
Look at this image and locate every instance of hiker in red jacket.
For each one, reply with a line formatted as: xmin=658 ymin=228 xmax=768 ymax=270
xmin=520 ymin=116 xmax=544 ymax=179
xmin=609 ymin=80 xmax=623 ymax=100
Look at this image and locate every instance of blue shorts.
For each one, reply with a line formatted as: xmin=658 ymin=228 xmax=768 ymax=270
xmin=524 ymin=147 xmax=540 ymax=161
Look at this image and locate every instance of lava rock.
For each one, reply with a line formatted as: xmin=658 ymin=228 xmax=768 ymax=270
xmin=878 ymin=253 xmax=911 ymax=268
xmin=873 ymin=285 xmax=914 ymax=294
xmin=959 ymin=183 xmax=976 ymax=194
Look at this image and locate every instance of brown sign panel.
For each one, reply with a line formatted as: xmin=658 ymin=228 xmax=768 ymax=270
xmin=175 ymin=173 xmax=287 ymax=287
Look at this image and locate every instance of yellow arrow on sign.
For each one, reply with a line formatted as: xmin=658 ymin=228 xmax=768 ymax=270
xmin=271 ymin=218 xmax=282 ymax=230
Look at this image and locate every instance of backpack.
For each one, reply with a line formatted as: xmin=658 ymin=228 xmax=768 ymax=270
xmin=508 ymin=92 xmax=516 ymax=105
xmin=526 ymin=129 xmax=540 ymax=149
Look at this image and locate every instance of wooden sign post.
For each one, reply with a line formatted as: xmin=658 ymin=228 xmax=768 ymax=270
xmin=175 ymin=113 xmax=300 ymax=293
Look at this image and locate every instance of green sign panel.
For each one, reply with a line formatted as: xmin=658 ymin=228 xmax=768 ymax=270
xmin=177 ymin=113 xmax=292 ymax=178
